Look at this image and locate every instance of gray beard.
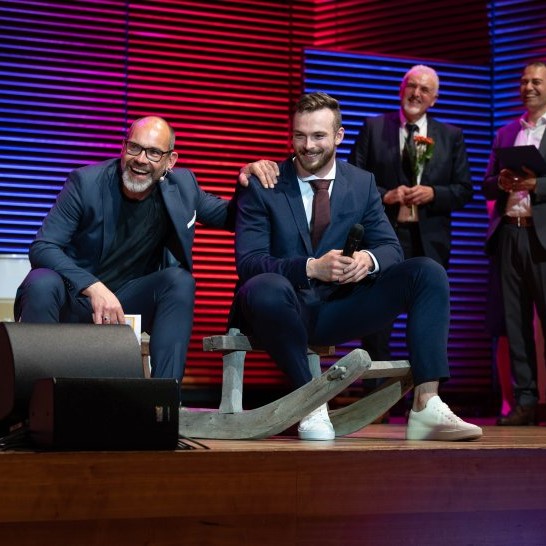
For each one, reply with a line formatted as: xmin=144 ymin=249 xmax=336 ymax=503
xmin=122 ymin=170 xmax=154 ymax=194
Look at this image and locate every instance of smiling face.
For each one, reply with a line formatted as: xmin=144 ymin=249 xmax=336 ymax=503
xmin=520 ymin=64 xmax=546 ymax=120
xmin=292 ymin=107 xmax=344 ymax=177
xmin=120 ymin=117 xmax=178 ymax=199
xmin=399 ymin=68 xmax=439 ymax=123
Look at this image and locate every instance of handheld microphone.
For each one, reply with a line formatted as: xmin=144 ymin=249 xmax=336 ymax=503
xmin=329 ymin=223 xmax=365 ymax=295
xmin=342 ymin=224 xmax=364 ymax=257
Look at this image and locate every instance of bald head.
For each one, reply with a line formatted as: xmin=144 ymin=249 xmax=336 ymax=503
xmin=127 ymin=116 xmax=176 ymax=149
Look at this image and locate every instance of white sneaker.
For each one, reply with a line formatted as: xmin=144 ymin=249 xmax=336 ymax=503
xmin=298 ymin=404 xmax=335 ymax=441
xmin=406 ymin=395 xmax=483 ymax=441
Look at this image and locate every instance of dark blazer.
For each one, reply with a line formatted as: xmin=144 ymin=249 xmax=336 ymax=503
xmin=234 ymin=157 xmax=403 ymax=297
xmin=483 ymin=118 xmax=546 ymax=254
xmin=27 ymin=158 xmax=232 ymax=298
xmin=348 ymin=111 xmax=473 ymax=267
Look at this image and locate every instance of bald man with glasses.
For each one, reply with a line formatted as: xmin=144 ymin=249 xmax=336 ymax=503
xmin=14 ymin=116 xmax=266 ymax=383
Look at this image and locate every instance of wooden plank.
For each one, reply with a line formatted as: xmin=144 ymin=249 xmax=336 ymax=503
xmin=330 ymin=372 xmax=413 ymax=436
xmin=179 ymin=349 xmax=371 ymax=439
xmin=203 ymin=333 xmax=335 ymax=356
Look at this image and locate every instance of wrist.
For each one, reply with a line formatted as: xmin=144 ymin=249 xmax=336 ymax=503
xmin=306 ymin=257 xmax=315 ymax=279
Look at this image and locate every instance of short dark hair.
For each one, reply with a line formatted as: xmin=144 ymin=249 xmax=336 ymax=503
xmin=294 ymin=92 xmax=342 ymax=132
xmin=524 ymin=60 xmax=546 ymax=71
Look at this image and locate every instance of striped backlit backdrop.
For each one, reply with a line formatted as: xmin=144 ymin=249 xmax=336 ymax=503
xmin=1 ymin=0 xmax=544 ymax=408
xmin=304 ymin=49 xmax=493 ymax=396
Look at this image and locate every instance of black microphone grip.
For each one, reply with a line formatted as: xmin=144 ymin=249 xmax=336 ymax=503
xmin=342 ymin=224 xmax=364 ymax=257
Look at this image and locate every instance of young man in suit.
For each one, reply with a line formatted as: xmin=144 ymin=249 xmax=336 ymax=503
xmin=483 ymin=60 xmax=546 ymax=426
xmin=232 ymin=91 xmax=482 ymax=442
xmin=348 ymin=65 xmax=473 ymax=362
xmin=14 ymin=116 xmax=266 ymax=383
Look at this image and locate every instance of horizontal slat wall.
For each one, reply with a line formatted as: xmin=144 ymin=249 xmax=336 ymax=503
xmin=486 ymin=0 xmax=546 ymax=402
xmin=125 ymin=1 xmax=314 ymax=385
xmin=0 ymin=0 xmax=128 ymax=254
xmin=304 ymin=49 xmax=493 ymax=395
xmin=0 ymin=0 xmax=314 ymax=390
xmin=311 ymin=0 xmax=491 ymax=64
xmin=3 ymin=0 xmax=543 ymax=406
xmin=489 ymin=0 xmax=546 ymax=130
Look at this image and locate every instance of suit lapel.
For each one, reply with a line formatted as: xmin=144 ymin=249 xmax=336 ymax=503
xmin=279 ymin=160 xmax=315 ymax=255
xmin=329 ymin=168 xmax=347 ymax=228
xmin=421 ymin=117 xmax=438 ymax=184
xmin=508 ymin=120 xmax=521 ymax=145
xmin=101 ymin=160 xmax=123 ymax=260
xmin=158 ymin=178 xmax=192 ymax=268
xmin=385 ymin=113 xmax=406 ymax=184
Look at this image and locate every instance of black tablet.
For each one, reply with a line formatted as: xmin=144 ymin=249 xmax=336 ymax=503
xmin=494 ymin=145 xmax=546 ymax=176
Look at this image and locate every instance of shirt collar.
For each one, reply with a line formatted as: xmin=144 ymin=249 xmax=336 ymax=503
xmin=298 ymin=164 xmax=336 ymax=183
xmin=520 ymin=112 xmax=546 ymax=129
xmin=400 ymin=111 xmax=427 ymax=131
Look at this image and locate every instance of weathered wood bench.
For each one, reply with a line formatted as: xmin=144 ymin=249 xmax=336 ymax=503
xmin=178 ymin=328 xmax=413 ymax=440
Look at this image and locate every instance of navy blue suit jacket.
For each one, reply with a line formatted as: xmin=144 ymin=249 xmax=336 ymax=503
xmin=348 ymin=111 xmax=473 ymax=267
xmin=234 ymin=157 xmax=403 ymax=300
xmin=27 ymin=158 xmax=232 ymax=298
xmin=483 ymin=119 xmax=546 ymax=254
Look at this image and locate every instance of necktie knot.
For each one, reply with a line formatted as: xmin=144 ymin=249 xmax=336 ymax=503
xmin=309 ymin=179 xmax=332 ymax=248
xmin=406 ymin=123 xmax=419 ymax=142
xmin=310 ymin=179 xmax=331 ymax=192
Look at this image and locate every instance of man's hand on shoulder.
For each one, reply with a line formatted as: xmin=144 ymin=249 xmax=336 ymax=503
xmin=238 ymin=160 xmax=279 ymax=189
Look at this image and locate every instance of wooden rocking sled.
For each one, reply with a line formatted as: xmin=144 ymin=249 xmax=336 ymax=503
xmin=178 ymin=328 xmax=413 ymax=440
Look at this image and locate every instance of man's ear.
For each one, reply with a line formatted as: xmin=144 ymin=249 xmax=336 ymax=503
xmin=335 ymin=127 xmax=345 ymax=146
xmin=168 ymin=151 xmax=179 ymax=169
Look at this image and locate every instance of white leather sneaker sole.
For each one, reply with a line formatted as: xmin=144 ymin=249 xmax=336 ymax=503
xmin=406 ymin=395 xmax=483 ymax=441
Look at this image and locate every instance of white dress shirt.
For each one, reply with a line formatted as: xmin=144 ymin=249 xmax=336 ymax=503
xmin=506 ymin=113 xmax=546 ymax=218
xmin=297 ymin=163 xmax=379 ymax=272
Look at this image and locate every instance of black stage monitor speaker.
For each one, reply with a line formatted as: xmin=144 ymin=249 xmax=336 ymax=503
xmin=0 ymin=322 xmax=144 ymax=430
xmin=29 ymin=377 xmax=180 ymax=450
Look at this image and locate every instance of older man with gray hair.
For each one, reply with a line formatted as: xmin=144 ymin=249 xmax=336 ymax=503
xmin=348 ymin=64 xmax=473 ymax=366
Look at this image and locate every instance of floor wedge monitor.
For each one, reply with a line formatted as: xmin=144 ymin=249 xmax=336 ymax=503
xmin=0 ymin=322 xmax=144 ymax=430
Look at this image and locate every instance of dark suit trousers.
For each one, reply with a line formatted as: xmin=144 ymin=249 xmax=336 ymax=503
xmin=361 ymin=222 xmax=428 ymax=361
xmin=235 ymin=257 xmax=450 ymax=388
xmin=499 ymin=224 xmax=546 ymax=407
xmin=15 ymin=267 xmax=195 ymax=381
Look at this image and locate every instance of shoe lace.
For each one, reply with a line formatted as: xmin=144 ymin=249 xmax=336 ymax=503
xmin=434 ymin=400 xmax=465 ymax=424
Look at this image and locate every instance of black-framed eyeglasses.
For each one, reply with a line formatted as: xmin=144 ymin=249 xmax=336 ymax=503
xmin=123 ymin=139 xmax=173 ymax=162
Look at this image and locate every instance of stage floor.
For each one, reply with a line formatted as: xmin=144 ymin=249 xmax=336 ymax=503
xmin=200 ymin=419 xmax=546 ymax=450
xmin=1 ymin=424 xmax=546 ymax=545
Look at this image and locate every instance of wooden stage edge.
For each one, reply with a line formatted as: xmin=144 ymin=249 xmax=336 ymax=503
xmin=1 ymin=424 xmax=546 ymax=546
